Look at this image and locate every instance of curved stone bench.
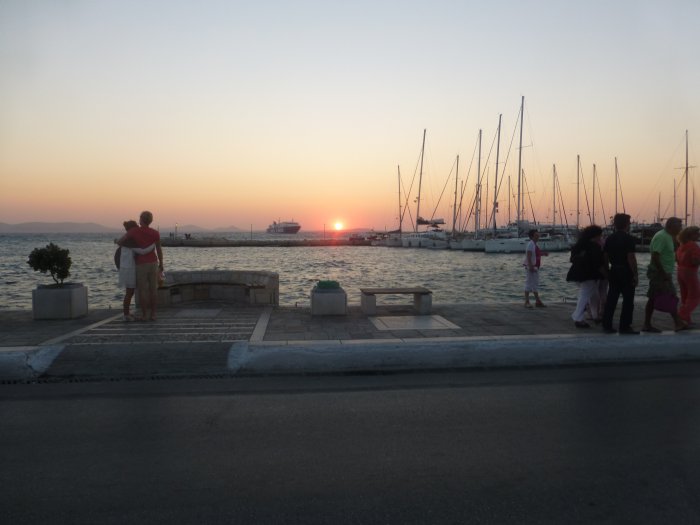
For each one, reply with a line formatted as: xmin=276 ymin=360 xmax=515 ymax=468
xmin=156 ymin=270 xmax=279 ymax=307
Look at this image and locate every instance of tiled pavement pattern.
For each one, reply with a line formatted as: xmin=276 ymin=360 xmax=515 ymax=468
xmin=262 ymin=301 xmax=680 ymax=341
xmin=0 ymin=298 xmax=681 ymax=349
xmin=0 ymin=309 xmax=117 ymax=347
xmin=62 ymin=307 xmax=262 ymax=344
xmin=40 ymin=306 xmax=266 ymax=379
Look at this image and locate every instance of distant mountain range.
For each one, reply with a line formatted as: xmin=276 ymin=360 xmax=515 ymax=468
xmin=0 ymin=222 xmax=244 ymax=234
xmin=0 ymin=222 xmax=119 ymax=233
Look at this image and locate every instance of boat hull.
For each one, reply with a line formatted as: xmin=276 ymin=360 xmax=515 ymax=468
xmin=266 ymin=221 xmax=301 ymax=234
xmin=484 ymin=237 xmax=571 ymax=253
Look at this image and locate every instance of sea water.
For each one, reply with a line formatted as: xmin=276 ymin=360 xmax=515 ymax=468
xmin=0 ymin=233 xmax=652 ymax=310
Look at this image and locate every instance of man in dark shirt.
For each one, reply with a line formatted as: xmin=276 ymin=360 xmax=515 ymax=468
xmin=602 ymin=213 xmax=639 ymax=334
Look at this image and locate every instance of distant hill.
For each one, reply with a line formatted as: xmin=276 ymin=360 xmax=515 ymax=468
xmin=0 ymin=222 xmax=119 ymax=233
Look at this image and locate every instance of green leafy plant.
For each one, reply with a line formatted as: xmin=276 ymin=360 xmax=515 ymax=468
xmin=27 ymin=243 xmax=72 ymax=286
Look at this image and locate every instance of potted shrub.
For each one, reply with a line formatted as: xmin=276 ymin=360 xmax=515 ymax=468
xmin=310 ymin=280 xmax=347 ymax=316
xmin=27 ymin=242 xmax=88 ymax=319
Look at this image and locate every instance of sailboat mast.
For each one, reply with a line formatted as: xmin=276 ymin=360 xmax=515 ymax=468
xmin=485 ymin=168 xmax=490 ymax=233
xmin=516 ymin=96 xmax=524 ymax=234
xmin=476 ymin=129 xmax=482 ymax=235
xmin=552 ymin=164 xmax=556 ymax=229
xmin=397 ymin=165 xmax=402 ymax=233
xmin=685 ymin=129 xmax=689 ymax=226
xmin=614 ymin=157 xmax=619 ymax=216
xmin=493 ymin=114 xmax=502 ymax=234
xmin=415 ymin=129 xmax=426 ymax=232
xmin=592 ymin=164 xmax=596 ymax=225
xmin=576 ymin=155 xmax=580 ymax=231
xmin=674 ymin=178 xmax=677 ymax=218
xmin=452 ymin=155 xmax=459 ymax=236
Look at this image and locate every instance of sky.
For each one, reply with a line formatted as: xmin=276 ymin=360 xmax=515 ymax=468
xmin=1 ymin=0 xmax=699 ymax=231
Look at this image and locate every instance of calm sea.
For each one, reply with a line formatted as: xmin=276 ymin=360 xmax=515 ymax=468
xmin=0 ymin=232 xmax=653 ymax=310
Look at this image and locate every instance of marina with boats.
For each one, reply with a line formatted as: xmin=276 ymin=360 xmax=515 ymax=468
xmin=164 ymin=98 xmax=691 ymax=253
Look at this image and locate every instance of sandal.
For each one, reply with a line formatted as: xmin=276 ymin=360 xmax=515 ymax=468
xmin=641 ymin=326 xmax=662 ymax=333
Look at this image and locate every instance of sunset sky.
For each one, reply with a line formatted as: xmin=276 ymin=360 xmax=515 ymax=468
xmin=1 ymin=1 xmax=699 ymax=231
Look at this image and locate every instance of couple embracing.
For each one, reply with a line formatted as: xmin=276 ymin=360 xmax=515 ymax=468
xmin=116 ymin=211 xmax=164 ymax=321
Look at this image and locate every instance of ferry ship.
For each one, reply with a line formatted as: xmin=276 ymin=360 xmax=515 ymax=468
xmin=266 ymin=220 xmax=301 ymax=234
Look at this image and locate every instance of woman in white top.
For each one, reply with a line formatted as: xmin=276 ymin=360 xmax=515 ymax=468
xmin=117 ymin=220 xmax=155 ymax=321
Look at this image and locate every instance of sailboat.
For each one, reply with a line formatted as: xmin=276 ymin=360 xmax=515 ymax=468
xmin=484 ymin=97 xmax=529 ymax=253
xmin=459 ymin=128 xmax=488 ymax=251
xmin=484 ymin=97 xmax=569 ymax=253
xmin=401 ymin=129 xmax=450 ymax=249
xmin=383 ymin=166 xmax=405 ymax=247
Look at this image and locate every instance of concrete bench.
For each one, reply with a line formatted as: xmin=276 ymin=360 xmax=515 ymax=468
xmin=156 ymin=270 xmax=279 ymax=307
xmin=360 ymin=287 xmax=432 ymax=315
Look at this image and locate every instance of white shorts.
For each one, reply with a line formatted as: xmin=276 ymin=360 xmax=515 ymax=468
xmin=118 ymin=266 xmax=136 ymax=289
xmin=524 ymin=269 xmax=539 ymax=292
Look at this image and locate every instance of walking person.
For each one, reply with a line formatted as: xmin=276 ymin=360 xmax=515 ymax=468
xmin=524 ymin=229 xmax=548 ymax=308
xmin=602 ymin=213 xmax=640 ymax=334
xmin=118 ymin=211 xmax=163 ymax=321
xmin=567 ymin=225 xmax=606 ymax=328
xmin=676 ymin=225 xmax=700 ymax=325
xmin=115 ymin=220 xmax=156 ymax=321
xmin=642 ymin=217 xmax=687 ymax=332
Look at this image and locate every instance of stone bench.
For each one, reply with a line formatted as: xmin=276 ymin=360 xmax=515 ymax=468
xmin=156 ymin=270 xmax=279 ymax=307
xmin=360 ymin=287 xmax=432 ymax=315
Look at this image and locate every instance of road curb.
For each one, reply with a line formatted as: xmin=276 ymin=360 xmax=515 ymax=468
xmin=237 ymin=333 xmax=700 ymax=375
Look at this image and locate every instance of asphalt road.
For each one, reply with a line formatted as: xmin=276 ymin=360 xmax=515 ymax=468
xmin=2 ymin=363 xmax=700 ymax=524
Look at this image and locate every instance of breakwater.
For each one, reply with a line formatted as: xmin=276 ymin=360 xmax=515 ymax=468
xmin=161 ymin=237 xmax=362 ymax=247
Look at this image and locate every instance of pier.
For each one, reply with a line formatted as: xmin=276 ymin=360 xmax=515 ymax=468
xmin=161 ymin=237 xmax=360 ymax=248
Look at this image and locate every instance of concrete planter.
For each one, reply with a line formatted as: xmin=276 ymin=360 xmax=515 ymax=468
xmin=32 ymin=283 xmax=88 ymax=320
xmin=310 ymin=286 xmax=347 ymax=316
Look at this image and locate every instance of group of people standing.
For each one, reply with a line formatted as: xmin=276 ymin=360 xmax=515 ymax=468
xmin=115 ymin=211 xmax=164 ymax=322
xmin=523 ymin=214 xmax=699 ymax=333
xmin=562 ymin=214 xmax=700 ymax=333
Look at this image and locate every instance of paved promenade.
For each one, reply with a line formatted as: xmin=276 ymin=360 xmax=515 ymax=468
xmin=1 ymin=299 xmax=698 ymax=382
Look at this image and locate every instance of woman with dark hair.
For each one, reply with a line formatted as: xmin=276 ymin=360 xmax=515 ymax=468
xmin=567 ymin=225 xmax=607 ymax=328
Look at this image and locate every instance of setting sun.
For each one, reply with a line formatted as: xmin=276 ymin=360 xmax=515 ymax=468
xmin=334 ymin=222 xmax=343 ymax=231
